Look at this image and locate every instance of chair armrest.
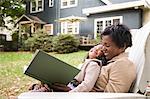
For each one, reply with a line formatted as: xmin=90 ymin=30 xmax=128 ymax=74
xmin=18 ymin=92 xmax=146 ymax=99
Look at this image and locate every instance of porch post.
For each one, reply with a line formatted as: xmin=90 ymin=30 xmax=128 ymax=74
xmin=31 ymin=22 xmax=34 ymax=33
xmin=18 ymin=23 xmax=22 ymax=46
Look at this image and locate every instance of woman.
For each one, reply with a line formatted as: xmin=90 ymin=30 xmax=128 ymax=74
xmin=91 ymin=24 xmax=136 ymax=92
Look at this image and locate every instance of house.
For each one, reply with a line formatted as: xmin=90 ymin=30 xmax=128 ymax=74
xmin=0 ymin=16 xmax=16 ymax=51
xmin=17 ymin=0 xmax=150 ymax=40
xmin=0 ymin=16 xmax=15 ymax=41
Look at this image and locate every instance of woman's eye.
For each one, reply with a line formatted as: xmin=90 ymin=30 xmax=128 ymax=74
xmin=106 ymin=45 xmax=110 ymax=47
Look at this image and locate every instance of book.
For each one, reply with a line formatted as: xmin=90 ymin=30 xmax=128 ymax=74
xmin=24 ymin=50 xmax=80 ymax=85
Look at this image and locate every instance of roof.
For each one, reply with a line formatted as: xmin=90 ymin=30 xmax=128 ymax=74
xmin=57 ymin=15 xmax=87 ymax=22
xmin=16 ymin=14 xmax=46 ymax=24
xmin=82 ymin=0 xmax=150 ymax=15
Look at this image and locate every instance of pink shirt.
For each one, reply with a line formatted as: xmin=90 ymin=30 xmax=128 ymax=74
xmin=69 ymin=59 xmax=102 ymax=92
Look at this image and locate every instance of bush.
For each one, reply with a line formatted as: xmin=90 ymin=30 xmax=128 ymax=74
xmin=24 ymin=31 xmax=53 ymax=52
xmin=52 ymin=34 xmax=80 ymax=54
xmin=11 ymin=32 xmax=19 ymax=51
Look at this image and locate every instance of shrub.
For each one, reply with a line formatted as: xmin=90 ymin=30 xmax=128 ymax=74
xmin=11 ymin=32 xmax=19 ymax=51
xmin=24 ymin=31 xmax=53 ymax=52
xmin=52 ymin=34 xmax=80 ymax=54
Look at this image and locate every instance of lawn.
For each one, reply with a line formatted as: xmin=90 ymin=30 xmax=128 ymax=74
xmin=0 ymin=51 xmax=87 ymax=98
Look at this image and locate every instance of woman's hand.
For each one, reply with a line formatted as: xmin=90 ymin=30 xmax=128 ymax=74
xmin=51 ymin=83 xmax=71 ymax=92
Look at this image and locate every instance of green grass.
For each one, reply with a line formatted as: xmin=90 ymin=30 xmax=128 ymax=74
xmin=0 ymin=51 xmax=87 ymax=98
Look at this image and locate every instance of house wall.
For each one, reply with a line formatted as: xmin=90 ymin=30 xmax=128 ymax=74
xmin=58 ymin=0 xmax=105 ymax=35
xmin=81 ymin=9 xmax=142 ymax=37
xmin=25 ymin=0 xmax=142 ymax=38
xmin=110 ymin=0 xmax=138 ymax=4
xmin=60 ymin=0 xmax=104 ymax=17
xmin=26 ymin=0 xmax=58 ymax=35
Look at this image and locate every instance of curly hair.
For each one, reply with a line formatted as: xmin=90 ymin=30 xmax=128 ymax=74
xmin=101 ymin=24 xmax=132 ymax=48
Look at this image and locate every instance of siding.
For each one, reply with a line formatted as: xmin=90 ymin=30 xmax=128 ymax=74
xmin=110 ymin=0 xmax=138 ymax=4
xmin=81 ymin=9 xmax=142 ymax=38
xmin=25 ymin=0 xmax=142 ymax=37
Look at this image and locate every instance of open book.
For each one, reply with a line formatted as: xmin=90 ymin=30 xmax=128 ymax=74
xmin=24 ymin=50 xmax=80 ymax=85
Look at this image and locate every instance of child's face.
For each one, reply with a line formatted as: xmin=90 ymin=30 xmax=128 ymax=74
xmin=88 ymin=45 xmax=103 ymax=59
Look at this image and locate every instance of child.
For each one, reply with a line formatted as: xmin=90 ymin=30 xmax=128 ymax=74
xmin=67 ymin=44 xmax=107 ymax=92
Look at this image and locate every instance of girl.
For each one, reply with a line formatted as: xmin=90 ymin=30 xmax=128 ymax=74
xmin=67 ymin=44 xmax=107 ymax=92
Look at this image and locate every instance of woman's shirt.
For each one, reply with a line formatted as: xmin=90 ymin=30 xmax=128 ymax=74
xmin=93 ymin=52 xmax=136 ymax=92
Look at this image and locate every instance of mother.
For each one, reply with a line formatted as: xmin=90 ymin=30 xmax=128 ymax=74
xmin=92 ymin=24 xmax=136 ymax=92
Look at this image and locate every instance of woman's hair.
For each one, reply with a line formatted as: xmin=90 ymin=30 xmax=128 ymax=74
xmin=101 ymin=24 xmax=132 ymax=48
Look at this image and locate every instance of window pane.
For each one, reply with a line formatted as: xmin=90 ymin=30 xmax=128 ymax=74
xmin=61 ymin=22 xmax=66 ymax=34
xmin=105 ymin=20 xmax=111 ymax=27
xmin=61 ymin=0 xmax=77 ymax=8
xmin=97 ymin=21 xmax=103 ymax=35
xmin=67 ymin=22 xmax=73 ymax=33
xmin=63 ymin=1 xmax=67 ymax=6
xmin=67 ymin=28 xmax=73 ymax=33
xmin=75 ymin=27 xmax=77 ymax=33
xmin=44 ymin=24 xmax=53 ymax=35
xmin=70 ymin=0 xmax=75 ymax=5
xmin=113 ymin=19 xmax=120 ymax=25
xmin=32 ymin=1 xmax=36 ymax=11
xmin=38 ymin=0 xmax=42 ymax=11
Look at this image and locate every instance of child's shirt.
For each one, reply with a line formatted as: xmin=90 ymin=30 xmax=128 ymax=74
xmin=68 ymin=59 xmax=102 ymax=92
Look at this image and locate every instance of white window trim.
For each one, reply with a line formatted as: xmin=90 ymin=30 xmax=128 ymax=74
xmin=49 ymin=0 xmax=54 ymax=7
xmin=30 ymin=0 xmax=44 ymax=13
xmin=61 ymin=22 xmax=79 ymax=34
xmin=94 ymin=16 xmax=123 ymax=39
xmin=61 ymin=0 xmax=78 ymax=9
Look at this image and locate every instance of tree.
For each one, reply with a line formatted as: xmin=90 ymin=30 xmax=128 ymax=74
xmin=0 ymin=0 xmax=26 ymax=27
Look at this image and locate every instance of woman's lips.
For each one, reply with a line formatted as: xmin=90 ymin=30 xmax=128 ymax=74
xmin=104 ymin=53 xmax=108 ymax=56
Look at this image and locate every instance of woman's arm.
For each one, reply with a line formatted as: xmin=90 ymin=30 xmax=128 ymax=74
xmin=104 ymin=58 xmax=136 ymax=92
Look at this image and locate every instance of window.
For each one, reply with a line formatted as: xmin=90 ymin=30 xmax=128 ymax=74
xmin=61 ymin=22 xmax=79 ymax=34
xmin=94 ymin=16 xmax=123 ymax=39
xmin=44 ymin=24 xmax=53 ymax=35
xmin=0 ymin=34 xmax=6 ymax=44
xmin=49 ymin=0 xmax=54 ymax=7
xmin=61 ymin=0 xmax=78 ymax=9
xmin=30 ymin=0 xmax=44 ymax=13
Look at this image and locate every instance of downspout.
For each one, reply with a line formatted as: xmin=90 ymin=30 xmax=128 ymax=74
xmin=56 ymin=0 xmax=60 ymax=35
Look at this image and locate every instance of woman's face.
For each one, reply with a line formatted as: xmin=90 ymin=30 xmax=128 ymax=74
xmin=101 ymin=35 xmax=125 ymax=60
xmin=88 ymin=45 xmax=103 ymax=59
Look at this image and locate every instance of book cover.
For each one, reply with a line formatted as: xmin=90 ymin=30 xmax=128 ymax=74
xmin=24 ymin=50 xmax=80 ymax=85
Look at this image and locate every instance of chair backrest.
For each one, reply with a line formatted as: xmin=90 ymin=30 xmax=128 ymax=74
xmin=128 ymin=21 xmax=150 ymax=93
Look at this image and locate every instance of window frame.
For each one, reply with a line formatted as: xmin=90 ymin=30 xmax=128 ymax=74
xmin=61 ymin=0 xmax=78 ymax=9
xmin=30 ymin=0 xmax=44 ymax=13
xmin=61 ymin=21 xmax=79 ymax=34
xmin=49 ymin=0 xmax=54 ymax=7
xmin=44 ymin=24 xmax=54 ymax=35
xmin=94 ymin=16 xmax=123 ymax=39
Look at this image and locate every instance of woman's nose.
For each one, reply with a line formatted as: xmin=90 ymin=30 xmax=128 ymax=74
xmin=102 ymin=45 xmax=106 ymax=51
